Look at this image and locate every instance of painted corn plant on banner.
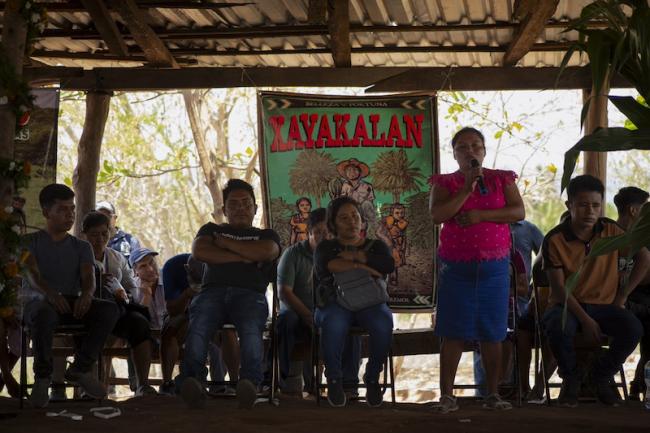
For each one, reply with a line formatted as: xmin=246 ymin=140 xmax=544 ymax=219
xmin=258 ymin=92 xmax=438 ymax=310
xmin=14 ymin=89 xmax=59 ymax=232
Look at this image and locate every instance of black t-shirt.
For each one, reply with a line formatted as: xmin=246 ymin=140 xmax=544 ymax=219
xmin=196 ymin=222 xmax=281 ymax=293
xmin=313 ymin=238 xmax=394 ymax=307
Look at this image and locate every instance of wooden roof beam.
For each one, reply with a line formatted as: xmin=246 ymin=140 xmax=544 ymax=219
xmin=0 ymin=1 xmax=253 ymax=12
xmin=308 ymin=0 xmax=327 ymax=24
xmin=79 ymin=0 xmax=129 ymax=56
xmin=503 ymin=0 xmax=559 ymax=66
xmin=111 ymin=0 xmax=179 ymax=68
xmin=328 ymin=0 xmax=351 ymax=67
xmin=22 ymin=66 xmax=634 ymax=92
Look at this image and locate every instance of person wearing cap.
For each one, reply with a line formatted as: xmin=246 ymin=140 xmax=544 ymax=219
xmin=176 ymin=179 xmax=281 ymax=410
xmin=130 ymin=248 xmax=167 ymax=332
xmin=95 ymin=201 xmax=142 ymax=259
xmin=81 ymin=211 xmax=157 ymax=397
xmin=337 ymin=158 xmax=377 ymax=230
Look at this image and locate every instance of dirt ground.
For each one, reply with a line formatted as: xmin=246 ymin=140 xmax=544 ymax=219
xmin=1 ymin=394 xmax=649 ymax=433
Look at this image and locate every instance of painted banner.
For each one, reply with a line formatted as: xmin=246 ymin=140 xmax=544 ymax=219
xmin=14 ymin=89 xmax=59 ymax=231
xmin=258 ymin=91 xmax=438 ymax=310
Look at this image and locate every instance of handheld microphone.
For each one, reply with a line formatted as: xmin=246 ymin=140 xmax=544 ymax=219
xmin=470 ymin=159 xmax=488 ymax=196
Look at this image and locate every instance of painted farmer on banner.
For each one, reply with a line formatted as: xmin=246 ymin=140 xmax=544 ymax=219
xmin=258 ymin=92 xmax=437 ymax=309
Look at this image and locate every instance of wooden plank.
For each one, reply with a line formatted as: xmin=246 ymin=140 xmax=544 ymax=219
xmin=35 ymin=21 xmax=607 ymax=41
xmin=72 ymin=91 xmax=112 ymax=237
xmin=0 ymin=1 xmax=253 ymax=12
xmin=111 ymin=0 xmax=180 ymax=68
xmin=308 ymin=0 xmax=327 ymax=24
xmin=328 ymin=0 xmax=351 ymax=67
xmin=22 ymin=66 xmax=634 ymax=92
xmin=80 ymin=0 xmax=129 ymax=56
xmin=503 ymin=0 xmax=560 ymax=66
xmin=29 ymin=41 xmax=572 ymax=62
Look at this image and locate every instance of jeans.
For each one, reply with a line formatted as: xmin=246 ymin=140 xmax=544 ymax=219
xmin=270 ymin=308 xmax=361 ymax=391
xmin=177 ymin=286 xmax=268 ymax=387
xmin=24 ymin=297 xmax=119 ymax=378
xmin=315 ymin=302 xmax=393 ymax=383
xmin=543 ymin=303 xmax=643 ymax=381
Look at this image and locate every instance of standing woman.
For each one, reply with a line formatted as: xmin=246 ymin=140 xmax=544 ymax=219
xmin=429 ymin=127 xmax=525 ymax=412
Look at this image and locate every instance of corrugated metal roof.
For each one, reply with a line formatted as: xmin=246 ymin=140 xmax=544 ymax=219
xmin=6 ymin=0 xmax=592 ymax=69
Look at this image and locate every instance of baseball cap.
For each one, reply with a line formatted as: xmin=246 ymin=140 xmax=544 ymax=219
xmin=129 ymin=248 xmax=159 ymax=268
xmin=96 ymin=201 xmax=116 ymax=214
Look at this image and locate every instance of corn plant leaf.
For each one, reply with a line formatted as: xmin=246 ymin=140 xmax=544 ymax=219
xmin=561 ymin=127 xmax=650 ymax=192
xmin=608 ymin=96 xmax=650 ymax=128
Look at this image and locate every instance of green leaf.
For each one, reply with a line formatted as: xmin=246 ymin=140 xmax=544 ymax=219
xmin=608 ymin=96 xmax=650 ymax=128
xmin=63 ymin=176 xmax=72 ymax=186
xmin=561 ymin=127 xmax=650 ymax=192
xmin=494 ymin=130 xmax=504 ymax=139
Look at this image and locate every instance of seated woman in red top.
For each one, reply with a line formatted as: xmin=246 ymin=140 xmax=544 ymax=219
xmin=429 ymin=127 xmax=525 ymax=412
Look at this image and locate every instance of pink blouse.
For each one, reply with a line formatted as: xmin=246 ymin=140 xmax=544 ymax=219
xmin=429 ymin=168 xmax=517 ymax=262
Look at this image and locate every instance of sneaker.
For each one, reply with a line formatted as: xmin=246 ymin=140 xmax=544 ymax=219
xmin=326 ymin=379 xmax=346 ymax=408
xmin=236 ymin=379 xmax=258 ymax=410
xmin=159 ymin=380 xmax=176 ymax=396
xmin=30 ymin=377 xmax=51 ymax=408
xmin=594 ymin=378 xmax=621 ymax=407
xmin=365 ymin=381 xmax=384 ymax=408
xmin=64 ymin=367 xmax=106 ymax=400
xmin=135 ymin=384 xmax=158 ymax=397
xmin=482 ymin=393 xmax=513 ymax=411
xmin=180 ymin=377 xmax=206 ymax=409
xmin=433 ymin=394 xmax=458 ymax=414
xmin=558 ymin=377 xmax=580 ymax=408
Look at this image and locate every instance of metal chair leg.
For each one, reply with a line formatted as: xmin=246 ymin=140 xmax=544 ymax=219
xmin=388 ymin=349 xmax=396 ymax=405
xmin=618 ymin=366 xmax=628 ymax=400
xmin=19 ymin=322 xmax=27 ymax=409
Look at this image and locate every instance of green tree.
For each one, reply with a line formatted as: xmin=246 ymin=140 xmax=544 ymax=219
xmin=288 ymin=150 xmax=338 ymax=207
xmin=371 ymin=149 xmax=424 ymax=203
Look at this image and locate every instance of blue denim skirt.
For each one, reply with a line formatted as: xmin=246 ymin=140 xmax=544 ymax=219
xmin=434 ymin=257 xmax=509 ymax=342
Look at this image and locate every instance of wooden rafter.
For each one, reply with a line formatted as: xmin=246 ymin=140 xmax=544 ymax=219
xmin=23 ymin=66 xmax=634 ymax=92
xmin=31 ymin=20 xmax=607 ymax=41
xmin=111 ymin=0 xmax=179 ymax=68
xmin=79 ymin=0 xmax=128 ymax=56
xmin=308 ymin=0 xmax=327 ymax=24
xmin=0 ymin=1 xmax=253 ymax=12
xmin=29 ymin=41 xmax=573 ymax=63
xmin=503 ymin=0 xmax=560 ymax=66
xmin=327 ymin=0 xmax=351 ymax=67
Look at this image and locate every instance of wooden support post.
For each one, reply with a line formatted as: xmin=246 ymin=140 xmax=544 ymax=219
xmin=327 ymin=0 xmax=351 ymax=67
xmin=582 ymin=86 xmax=608 ymax=207
xmin=0 ymin=0 xmax=28 ymax=158
xmin=72 ymin=91 xmax=112 ymax=236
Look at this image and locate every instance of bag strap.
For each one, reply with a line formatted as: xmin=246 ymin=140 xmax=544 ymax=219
xmin=362 ymin=239 xmax=375 ymax=253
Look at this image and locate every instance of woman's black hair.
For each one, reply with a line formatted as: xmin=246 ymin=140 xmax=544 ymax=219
xmin=82 ymin=211 xmax=110 ymax=233
xmin=326 ymin=196 xmax=362 ymax=236
xmin=451 ymin=127 xmax=485 ymax=148
xmin=307 ymin=207 xmax=327 ymax=232
xmin=296 ymin=196 xmax=312 ymax=208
